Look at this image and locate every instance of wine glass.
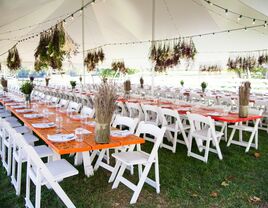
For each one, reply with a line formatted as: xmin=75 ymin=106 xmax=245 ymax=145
xmin=75 ymin=128 xmax=83 ymax=142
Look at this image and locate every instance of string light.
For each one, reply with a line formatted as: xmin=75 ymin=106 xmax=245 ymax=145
xmin=71 ymin=14 xmax=74 ymax=20
xmin=204 ymin=0 xmax=267 ymax=26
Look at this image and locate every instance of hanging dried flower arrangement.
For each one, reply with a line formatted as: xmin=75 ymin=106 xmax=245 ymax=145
xmin=7 ymin=46 xmax=21 ymax=71
xmin=257 ymin=53 xmax=268 ymax=66
xmin=34 ymin=22 xmax=78 ymax=71
xmin=111 ymin=60 xmax=127 ymax=74
xmin=149 ymin=38 xmax=197 ymax=72
xmin=200 ymin=65 xmax=222 ymax=72
xmin=84 ymin=48 xmax=105 ymax=72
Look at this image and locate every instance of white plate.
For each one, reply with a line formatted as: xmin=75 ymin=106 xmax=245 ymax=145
xmin=16 ymin=109 xmax=33 ymax=113
xmin=48 ymin=133 xmax=75 ymax=142
xmin=85 ymin=121 xmax=96 ymax=126
xmin=75 ymin=128 xmax=91 ymax=135
xmin=24 ymin=114 xmax=43 ymax=119
xmin=32 ymin=122 xmax=56 ymax=129
xmin=12 ymin=105 xmax=26 ymax=109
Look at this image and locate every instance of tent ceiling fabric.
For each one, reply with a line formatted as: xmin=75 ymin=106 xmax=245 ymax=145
xmin=0 ymin=0 xmax=268 ymax=67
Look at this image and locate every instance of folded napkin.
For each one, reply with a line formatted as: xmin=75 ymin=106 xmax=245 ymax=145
xmin=48 ymin=133 xmax=75 ymax=142
xmin=85 ymin=121 xmax=96 ymax=126
xmin=6 ymin=103 xmax=18 ymax=106
xmin=71 ymin=115 xmax=87 ymax=120
xmin=16 ymin=109 xmax=33 ymax=113
xmin=12 ymin=105 xmax=26 ymax=109
xmin=75 ymin=128 xmax=91 ymax=135
xmin=111 ymin=130 xmax=132 ymax=137
xmin=32 ymin=122 xmax=55 ymax=129
xmin=206 ymin=112 xmax=221 ymax=116
xmin=24 ymin=114 xmax=43 ymax=119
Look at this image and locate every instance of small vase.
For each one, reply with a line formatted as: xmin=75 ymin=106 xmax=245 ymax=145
xmin=239 ymin=105 xmax=248 ymax=118
xmin=95 ymin=122 xmax=110 ymax=144
xmin=25 ymin=94 xmax=31 ymax=107
xmin=202 ymin=88 xmax=206 ymax=93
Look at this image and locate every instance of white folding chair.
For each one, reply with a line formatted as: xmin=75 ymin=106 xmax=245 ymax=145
xmin=24 ymin=144 xmax=78 ymax=208
xmin=67 ymin=101 xmax=82 ymax=113
xmin=227 ymin=109 xmax=263 ymax=152
xmin=93 ymin=115 xmax=139 ymax=173
xmin=11 ymin=131 xmax=54 ymax=196
xmin=110 ymin=122 xmax=166 ymax=204
xmin=80 ymin=106 xmax=95 ymax=118
xmin=58 ymin=99 xmax=69 ymax=109
xmin=126 ymin=102 xmax=144 ymax=122
xmin=160 ymin=108 xmax=190 ymax=153
xmin=141 ymin=104 xmax=161 ymax=127
xmin=187 ymin=113 xmax=223 ymax=163
xmin=116 ymin=101 xmax=128 ymax=116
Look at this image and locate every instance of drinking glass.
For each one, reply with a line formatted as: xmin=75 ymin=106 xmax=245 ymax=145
xmin=42 ymin=108 xmax=49 ymax=118
xmin=75 ymin=128 xmax=83 ymax=142
xmin=55 ymin=116 xmax=63 ymax=134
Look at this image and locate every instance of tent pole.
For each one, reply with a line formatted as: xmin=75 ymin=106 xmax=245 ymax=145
xmin=151 ymin=0 xmax=156 ymax=95
xmin=82 ymin=0 xmax=86 ymax=86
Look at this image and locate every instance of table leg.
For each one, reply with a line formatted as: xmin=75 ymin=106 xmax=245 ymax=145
xmin=82 ymin=151 xmax=94 ymax=177
xmin=227 ymin=122 xmax=238 ymax=147
xmin=74 ymin=152 xmax=83 ymax=166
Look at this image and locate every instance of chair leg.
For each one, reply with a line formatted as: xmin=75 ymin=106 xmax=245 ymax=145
xmin=35 ymin=175 xmax=41 ymax=208
xmin=17 ymin=160 xmax=22 ymax=196
xmin=154 ymin=155 xmax=160 ymax=193
xmin=108 ymin=160 xmax=121 ymax=183
xmin=130 ymin=162 xmax=153 ymax=204
xmin=112 ymin=163 xmax=127 ymax=189
xmin=204 ymin=139 xmax=211 ymax=163
xmin=7 ymin=145 xmax=12 ymax=176
xmin=245 ymin=130 xmax=257 ymax=152
xmin=187 ymin=134 xmax=193 ymax=157
xmin=25 ymin=164 xmax=31 ymax=206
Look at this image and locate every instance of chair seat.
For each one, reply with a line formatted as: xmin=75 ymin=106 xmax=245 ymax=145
xmin=5 ymin=117 xmax=18 ymax=122
xmin=215 ymin=121 xmax=224 ymax=126
xmin=7 ymin=121 xmax=22 ymax=128
xmin=34 ymin=145 xmax=54 ymax=158
xmin=14 ymin=126 xmax=30 ymax=134
xmin=166 ymin=123 xmax=190 ymax=132
xmin=0 ymin=112 xmax=11 ymax=118
xmin=192 ymin=128 xmax=223 ymax=140
xmin=112 ymin=151 xmax=150 ymax=166
xmin=23 ymin=133 xmax=39 ymax=144
xmin=228 ymin=124 xmax=255 ymax=132
xmin=45 ymin=159 xmax=78 ymax=182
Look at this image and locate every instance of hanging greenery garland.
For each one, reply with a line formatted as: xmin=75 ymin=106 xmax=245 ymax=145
xmin=149 ymin=38 xmax=197 ymax=72
xmin=84 ymin=48 xmax=105 ymax=72
xmin=34 ymin=22 xmax=78 ymax=72
xmin=7 ymin=46 xmax=21 ymax=71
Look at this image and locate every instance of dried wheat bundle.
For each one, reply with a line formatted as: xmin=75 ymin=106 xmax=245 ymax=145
xmin=94 ymin=82 xmax=118 ymax=123
xmin=239 ymin=81 xmax=251 ymax=106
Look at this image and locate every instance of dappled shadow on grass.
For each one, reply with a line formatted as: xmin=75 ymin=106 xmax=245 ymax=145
xmin=0 ymin=130 xmax=268 ymax=207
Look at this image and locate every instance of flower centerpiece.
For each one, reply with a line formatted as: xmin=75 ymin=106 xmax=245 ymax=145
xmin=201 ymin=82 xmax=207 ymax=93
xmin=239 ymin=81 xmax=251 ymax=118
xmin=20 ymin=81 xmax=34 ymax=104
xmin=70 ymin=81 xmax=76 ymax=90
xmin=180 ymin=80 xmax=184 ymax=87
xmin=94 ymin=82 xmax=118 ymax=143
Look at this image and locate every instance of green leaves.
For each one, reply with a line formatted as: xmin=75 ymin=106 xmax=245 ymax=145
xmin=20 ymin=81 xmax=34 ymax=94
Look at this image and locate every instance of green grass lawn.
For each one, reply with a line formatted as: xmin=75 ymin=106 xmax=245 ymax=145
xmin=1 ymin=130 xmax=268 ymax=208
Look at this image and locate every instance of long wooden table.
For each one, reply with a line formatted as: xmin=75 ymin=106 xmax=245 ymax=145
xmin=0 ymin=96 xmax=144 ymax=177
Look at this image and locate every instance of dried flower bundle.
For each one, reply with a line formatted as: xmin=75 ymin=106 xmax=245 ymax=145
xmin=239 ymin=81 xmax=251 ymax=106
xmin=227 ymin=56 xmax=256 ymax=72
xmin=149 ymin=38 xmax=197 ymax=72
xmin=7 ymin=46 xmax=21 ymax=70
xmin=1 ymin=77 xmax=7 ymax=88
xmin=34 ymin=22 xmax=78 ymax=71
xmin=111 ymin=61 xmax=127 ymax=74
xmin=200 ymin=65 xmax=222 ymax=72
xmin=140 ymin=77 xmax=144 ymax=88
xmin=94 ymin=82 xmax=118 ymax=124
xmin=84 ymin=49 xmax=105 ymax=72
xmin=124 ymin=80 xmax=131 ymax=92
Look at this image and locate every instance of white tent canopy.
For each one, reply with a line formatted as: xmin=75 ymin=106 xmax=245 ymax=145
xmin=1 ymin=0 xmax=268 ymax=69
